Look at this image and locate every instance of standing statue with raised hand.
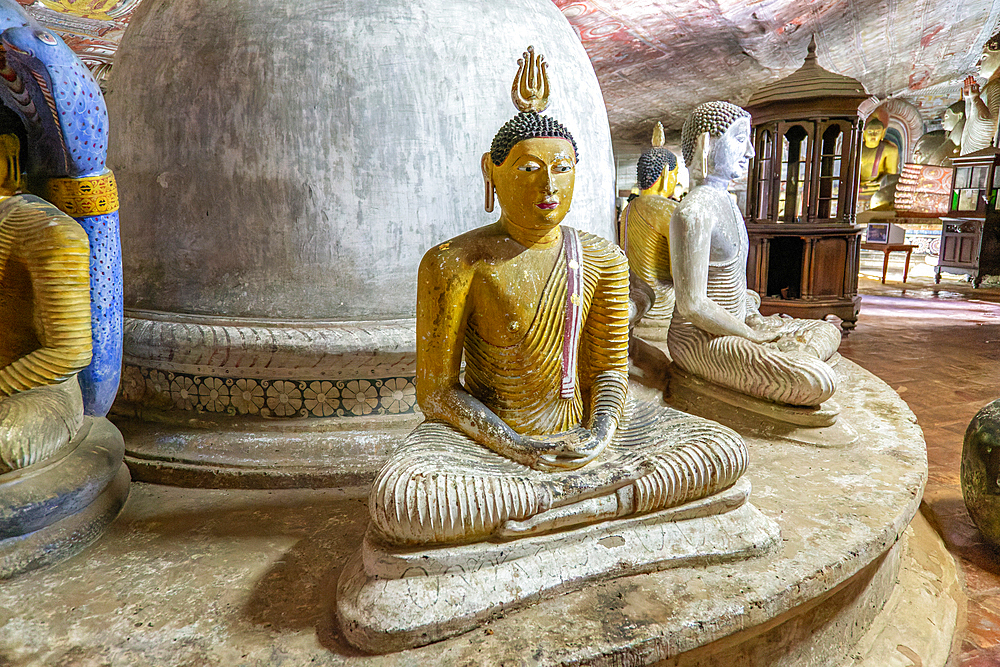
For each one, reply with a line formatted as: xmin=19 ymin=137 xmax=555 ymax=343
xmin=962 ymin=30 xmax=1000 ymax=155
xmin=667 ymin=101 xmax=842 ymax=414
xmin=620 ymin=122 xmax=680 ymax=336
xmin=337 ymin=49 xmax=778 ymax=653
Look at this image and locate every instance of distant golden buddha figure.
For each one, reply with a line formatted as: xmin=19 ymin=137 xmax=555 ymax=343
xmin=858 ymin=116 xmax=900 ymax=211
xmin=619 ymin=122 xmax=679 ymax=335
xmin=0 ymin=132 xmax=92 ymax=473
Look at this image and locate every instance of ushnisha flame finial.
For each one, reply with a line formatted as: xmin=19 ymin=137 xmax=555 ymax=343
xmin=652 ymin=122 xmax=665 ymax=148
xmin=511 ymin=46 xmax=550 ymax=113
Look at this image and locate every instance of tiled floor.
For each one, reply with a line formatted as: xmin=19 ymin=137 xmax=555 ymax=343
xmin=842 ymin=260 xmax=1000 ymax=666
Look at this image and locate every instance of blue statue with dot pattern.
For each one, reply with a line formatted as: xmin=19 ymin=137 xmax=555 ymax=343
xmin=0 ymin=0 xmax=121 ymax=416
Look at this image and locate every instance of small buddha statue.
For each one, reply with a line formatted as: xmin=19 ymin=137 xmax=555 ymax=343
xmin=961 ymin=30 xmax=1000 ymax=156
xmin=912 ymin=101 xmax=964 ymax=166
xmin=367 ymin=49 xmax=748 ymax=547
xmin=619 ymin=122 xmax=679 ymax=334
xmin=667 ymin=101 xmax=841 ymax=409
xmin=858 ymin=116 xmax=900 ymax=211
xmin=0 ymin=131 xmax=92 ymax=473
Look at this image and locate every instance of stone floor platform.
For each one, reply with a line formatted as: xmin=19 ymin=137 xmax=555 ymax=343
xmin=0 ymin=360 xmax=950 ymax=666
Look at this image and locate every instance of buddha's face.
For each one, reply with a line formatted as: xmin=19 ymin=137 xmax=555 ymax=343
xmin=981 ymin=47 xmax=1000 ymax=79
xmin=863 ymin=121 xmax=886 ymax=149
xmin=943 ymin=107 xmax=963 ymax=132
xmin=491 ymin=137 xmax=575 ymax=230
xmin=643 ymin=163 xmax=679 ymax=198
xmin=708 ymin=117 xmax=753 ymax=182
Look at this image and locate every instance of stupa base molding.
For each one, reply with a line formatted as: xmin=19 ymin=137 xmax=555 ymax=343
xmin=337 ymin=478 xmax=780 ymax=653
xmin=115 ymin=411 xmax=419 ymax=490
xmin=0 ymin=417 xmax=130 ymax=579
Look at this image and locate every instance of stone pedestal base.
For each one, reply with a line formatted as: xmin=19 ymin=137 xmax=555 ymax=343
xmin=0 ymin=417 xmax=130 ymax=579
xmin=0 ymin=360 xmax=945 ymax=665
xmin=338 ymin=479 xmax=780 ymax=652
xmin=631 ymin=337 xmax=858 ymax=445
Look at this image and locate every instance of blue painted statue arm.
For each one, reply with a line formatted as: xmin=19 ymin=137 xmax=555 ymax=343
xmin=0 ymin=208 xmax=91 ymax=397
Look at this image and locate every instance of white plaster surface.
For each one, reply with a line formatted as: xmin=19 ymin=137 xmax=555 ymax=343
xmin=0 ymin=359 xmax=931 ymax=665
xmin=108 ymin=0 xmax=616 ymax=320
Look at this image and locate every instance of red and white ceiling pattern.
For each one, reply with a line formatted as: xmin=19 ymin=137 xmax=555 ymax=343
xmin=18 ymin=0 xmax=1000 ymax=146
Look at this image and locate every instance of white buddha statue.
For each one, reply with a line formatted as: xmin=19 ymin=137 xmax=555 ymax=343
xmin=667 ymin=101 xmax=842 ymax=409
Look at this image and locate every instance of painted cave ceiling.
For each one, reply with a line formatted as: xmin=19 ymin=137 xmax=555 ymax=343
xmin=19 ymin=0 xmax=1000 ymax=148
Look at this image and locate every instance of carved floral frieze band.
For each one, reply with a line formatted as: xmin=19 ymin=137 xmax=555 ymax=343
xmin=118 ymin=364 xmax=417 ymax=418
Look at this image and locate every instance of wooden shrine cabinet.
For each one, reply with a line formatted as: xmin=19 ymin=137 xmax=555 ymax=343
xmin=744 ymin=38 xmax=868 ymax=331
xmin=936 ymin=148 xmax=1000 ymax=286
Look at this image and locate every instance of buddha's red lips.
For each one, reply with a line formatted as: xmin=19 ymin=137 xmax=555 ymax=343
xmin=536 ymin=202 xmax=559 ymax=210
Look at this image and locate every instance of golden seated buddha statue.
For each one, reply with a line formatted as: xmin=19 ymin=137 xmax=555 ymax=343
xmin=370 ymin=53 xmax=747 ymax=547
xmin=858 ymin=116 xmax=900 ymax=211
xmin=338 ymin=49 xmax=779 ymax=653
xmin=619 ymin=122 xmax=679 ymax=337
xmin=0 ymin=132 xmax=92 ymax=473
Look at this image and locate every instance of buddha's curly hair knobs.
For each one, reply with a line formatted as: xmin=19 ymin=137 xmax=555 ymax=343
xmin=490 ymin=111 xmax=579 ymax=166
xmin=637 ymin=148 xmax=676 ymax=190
xmin=681 ymin=101 xmax=751 ymax=167
xmin=987 ymin=29 xmax=1000 ymax=52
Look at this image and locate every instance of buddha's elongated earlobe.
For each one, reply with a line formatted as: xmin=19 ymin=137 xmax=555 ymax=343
xmin=481 ymin=152 xmax=495 ymax=212
xmin=699 ymin=131 xmax=710 ymax=179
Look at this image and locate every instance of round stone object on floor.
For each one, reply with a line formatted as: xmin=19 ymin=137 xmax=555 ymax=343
xmin=962 ymin=397 xmax=1000 ymax=545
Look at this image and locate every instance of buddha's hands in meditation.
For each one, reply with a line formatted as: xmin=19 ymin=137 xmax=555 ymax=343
xmin=522 ymin=423 xmax=613 ymax=472
xmin=744 ymin=312 xmax=785 ymax=345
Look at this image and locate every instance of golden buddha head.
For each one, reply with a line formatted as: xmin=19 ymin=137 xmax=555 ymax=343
xmin=638 ymin=122 xmax=678 ymax=197
xmin=481 ymin=46 xmax=578 ymax=228
xmin=681 ymin=101 xmax=753 ymax=183
xmin=863 ymin=117 xmax=887 ymax=149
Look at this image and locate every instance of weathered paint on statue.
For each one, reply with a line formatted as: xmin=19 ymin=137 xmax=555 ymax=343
xmin=620 ymin=122 xmax=680 ymax=335
xmin=0 ymin=0 xmax=121 ymax=417
xmin=858 ymin=117 xmax=900 ymax=211
xmin=338 ymin=50 xmax=781 ymax=653
xmin=667 ymin=101 xmax=842 ymax=409
xmin=962 ymin=30 xmax=1000 ymax=156
xmin=0 ymin=131 xmax=91 ymax=472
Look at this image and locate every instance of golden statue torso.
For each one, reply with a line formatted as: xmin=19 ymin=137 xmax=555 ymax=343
xmin=0 ymin=194 xmax=92 ymax=473
xmin=422 ymin=224 xmax=628 ymax=436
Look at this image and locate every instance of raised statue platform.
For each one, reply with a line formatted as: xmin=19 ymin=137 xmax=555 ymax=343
xmin=0 ymin=359 xmax=955 ymax=665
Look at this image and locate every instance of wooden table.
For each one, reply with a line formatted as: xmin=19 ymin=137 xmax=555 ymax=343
xmin=861 ymin=242 xmax=918 ymax=284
